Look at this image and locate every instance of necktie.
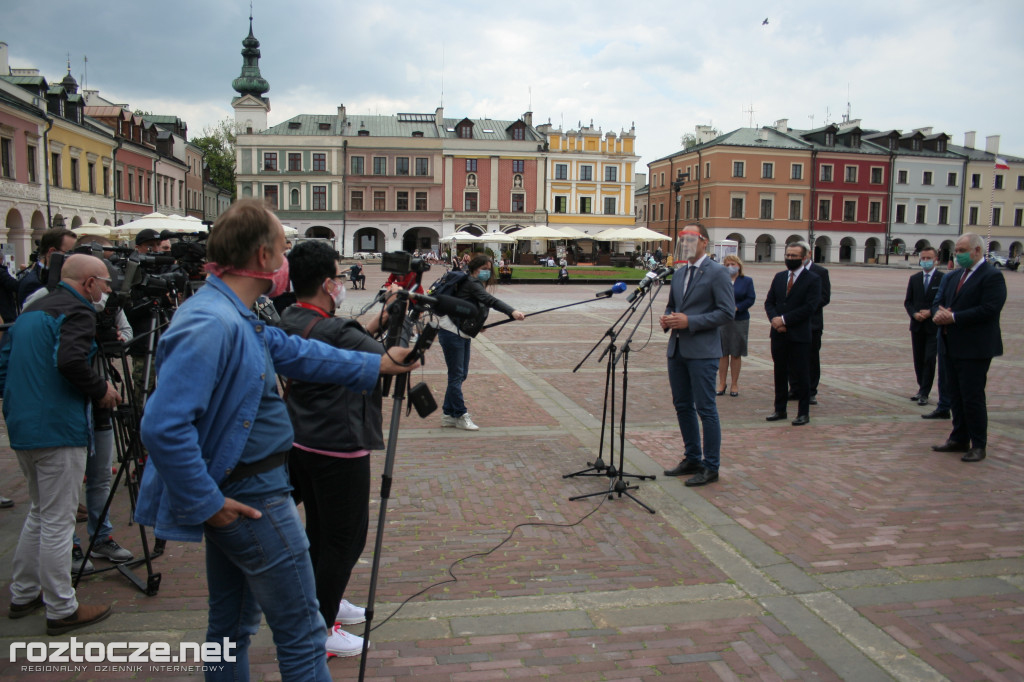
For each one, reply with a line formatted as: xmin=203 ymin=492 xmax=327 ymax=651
xmin=786 ymin=271 xmax=795 ymax=295
xmin=923 ymin=273 xmax=930 ymax=289
xmin=681 ymin=265 xmax=695 ymax=297
xmin=955 ymin=268 xmax=969 ymax=295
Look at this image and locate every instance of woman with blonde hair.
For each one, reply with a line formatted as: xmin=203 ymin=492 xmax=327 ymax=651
xmin=717 ymin=254 xmax=756 ymax=396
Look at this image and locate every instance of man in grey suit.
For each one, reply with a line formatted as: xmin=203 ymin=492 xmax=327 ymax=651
xmin=660 ymin=223 xmax=735 ymax=486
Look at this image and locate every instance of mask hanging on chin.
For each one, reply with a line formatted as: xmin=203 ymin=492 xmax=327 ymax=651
xmin=204 ymin=258 xmax=291 ymax=298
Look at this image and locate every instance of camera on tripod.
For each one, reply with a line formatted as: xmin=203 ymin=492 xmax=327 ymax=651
xmin=380 ymin=251 xmax=430 ymax=276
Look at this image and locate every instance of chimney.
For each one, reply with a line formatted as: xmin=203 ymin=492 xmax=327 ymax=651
xmin=913 ymin=126 xmax=933 ymax=135
xmin=522 ymin=111 xmax=532 ymax=127
xmin=435 ymin=106 xmax=444 ymax=126
xmin=985 ymin=135 xmax=1000 ymax=155
xmin=337 ymin=103 xmax=346 ymax=121
xmin=775 ymin=118 xmax=788 ymax=132
xmin=0 ymin=42 xmax=8 ymax=75
xmin=695 ymin=124 xmax=717 ymax=144
xmin=964 ymin=131 xmax=976 ymax=149
xmin=758 ymin=128 xmax=769 ymax=142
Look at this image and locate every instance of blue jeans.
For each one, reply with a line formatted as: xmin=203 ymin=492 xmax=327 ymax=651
xmin=203 ymin=492 xmax=330 ymax=682
xmin=667 ymin=355 xmax=721 ymax=472
xmin=75 ymin=428 xmax=115 ymax=549
xmin=438 ymin=329 xmax=472 ymax=417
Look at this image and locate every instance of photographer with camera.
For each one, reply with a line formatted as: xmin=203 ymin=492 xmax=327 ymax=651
xmin=279 ymin=240 xmax=393 ymax=657
xmin=1 ymin=254 xmax=121 ymax=635
xmin=134 ymin=200 xmax=418 ymax=681
xmin=17 ymin=228 xmax=77 ymax=309
xmin=438 ymin=253 xmax=525 ymax=430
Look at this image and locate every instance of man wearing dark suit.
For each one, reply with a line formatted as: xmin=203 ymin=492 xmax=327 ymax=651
xmin=931 ymin=233 xmax=1006 ymax=462
xmin=660 ymin=223 xmax=735 ymax=487
xmin=788 ymin=242 xmax=830 ymax=405
xmin=922 ymin=271 xmax=954 ymax=420
xmin=16 ymin=228 xmax=77 ymax=309
xmin=904 ymin=246 xmax=944 ymax=406
xmin=765 ymin=243 xmax=822 ymax=426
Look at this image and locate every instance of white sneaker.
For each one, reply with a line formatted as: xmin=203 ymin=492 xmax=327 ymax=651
xmin=455 ymin=414 xmax=479 ymax=431
xmin=440 ymin=415 xmax=457 ymax=427
xmin=325 ymin=625 xmax=364 ymax=657
xmin=336 ymin=599 xmax=365 ymax=625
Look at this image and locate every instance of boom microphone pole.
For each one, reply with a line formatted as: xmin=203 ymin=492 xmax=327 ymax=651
xmin=482 ymin=283 xmax=627 ymax=331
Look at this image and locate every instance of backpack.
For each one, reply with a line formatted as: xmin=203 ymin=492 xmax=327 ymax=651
xmin=426 ymin=269 xmax=468 ymax=298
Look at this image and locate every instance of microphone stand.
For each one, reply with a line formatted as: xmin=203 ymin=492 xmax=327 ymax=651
xmin=564 ymin=286 xmax=657 ymax=501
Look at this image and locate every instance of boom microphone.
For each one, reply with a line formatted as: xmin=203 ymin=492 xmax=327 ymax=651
xmin=626 ymin=266 xmax=674 ymax=303
xmin=595 ymin=281 xmax=628 ymax=298
xmin=432 ymin=294 xmax=478 ymax=319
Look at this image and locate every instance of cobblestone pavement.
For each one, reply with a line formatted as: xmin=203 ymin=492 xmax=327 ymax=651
xmin=1 ymin=263 xmax=1021 ymax=681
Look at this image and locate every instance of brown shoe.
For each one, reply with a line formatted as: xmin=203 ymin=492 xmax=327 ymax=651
xmin=9 ymin=593 xmax=43 ymax=619
xmin=76 ymin=504 xmax=88 ymax=523
xmin=46 ymin=604 xmax=112 ymax=636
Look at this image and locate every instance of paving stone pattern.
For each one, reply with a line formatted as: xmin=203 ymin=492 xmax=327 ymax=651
xmin=0 ymin=263 xmax=1021 ymax=680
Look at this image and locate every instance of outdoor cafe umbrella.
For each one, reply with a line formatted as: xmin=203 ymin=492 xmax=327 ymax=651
xmin=111 ymin=212 xmax=185 ymax=237
xmin=72 ymin=223 xmax=113 ymax=238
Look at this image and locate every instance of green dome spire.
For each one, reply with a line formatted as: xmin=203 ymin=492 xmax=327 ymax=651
xmin=232 ymin=15 xmax=270 ymax=98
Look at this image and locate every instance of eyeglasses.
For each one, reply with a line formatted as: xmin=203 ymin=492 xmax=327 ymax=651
xmin=92 ymin=276 xmax=112 ymax=284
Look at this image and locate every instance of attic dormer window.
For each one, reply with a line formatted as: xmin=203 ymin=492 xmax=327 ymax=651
xmin=412 ymin=131 xmax=424 ymax=138
xmin=851 ymin=133 xmax=861 ymax=148
xmin=889 ymin=138 xmax=897 ymax=151
xmin=318 ymin=123 xmax=330 ymax=131
xmin=288 ymin=121 xmax=301 ymax=129
xmin=457 ymin=124 xmax=473 ymax=139
xmin=912 ymin=139 xmax=921 ymax=151
xmin=825 ymin=132 xmax=835 ymax=147
xmin=936 ymin=140 xmax=946 ymax=152
xmin=357 ymin=129 xmax=369 ymax=136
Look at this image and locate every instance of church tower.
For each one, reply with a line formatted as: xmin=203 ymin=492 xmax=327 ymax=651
xmin=231 ymin=13 xmax=271 ymax=133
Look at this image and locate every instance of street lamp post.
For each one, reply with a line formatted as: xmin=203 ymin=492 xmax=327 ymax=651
xmin=671 ymin=172 xmax=690 ymax=264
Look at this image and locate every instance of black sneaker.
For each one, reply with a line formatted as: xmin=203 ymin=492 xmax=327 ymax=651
xmin=91 ymin=538 xmax=134 ymax=563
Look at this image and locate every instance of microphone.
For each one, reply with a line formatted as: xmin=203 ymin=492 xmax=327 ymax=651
xmin=595 ymin=281 xmax=628 ymax=298
xmin=627 ymin=266 xmax=674 ymax=303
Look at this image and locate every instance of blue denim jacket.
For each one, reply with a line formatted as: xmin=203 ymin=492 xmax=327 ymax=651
xmin=134 ymin=275 xmax=380 ymax=542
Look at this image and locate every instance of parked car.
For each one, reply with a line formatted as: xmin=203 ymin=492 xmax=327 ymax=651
xmin=986 ymin=253 xmax=1008 ymax=268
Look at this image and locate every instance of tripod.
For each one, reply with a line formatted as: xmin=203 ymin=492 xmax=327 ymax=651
xmin=566 ymin=283 xmax=664 ymax=513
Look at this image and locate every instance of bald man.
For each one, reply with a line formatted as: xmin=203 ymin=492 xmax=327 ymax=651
xmin=0 ymin=254 xmax=120 ymax=635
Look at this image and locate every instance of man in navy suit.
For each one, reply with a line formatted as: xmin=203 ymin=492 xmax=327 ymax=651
xmin=764 ymin=243 xmax=822 ymax=426
xmin=931 ymin=233 xmax=1006 ymax=462
xmin=904 ymin=246 xmax=944 ymax=406
xmin=660 ymin=223 xmax=735 ymax=486
xmin=793 ymin=242 xmax=829 ymax=404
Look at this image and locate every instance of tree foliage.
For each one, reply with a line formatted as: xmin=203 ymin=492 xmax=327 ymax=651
xmin=193 ymin=119 xmax=239 ymax=197
xmin=681 ymin=133 xmax=697 ymax=149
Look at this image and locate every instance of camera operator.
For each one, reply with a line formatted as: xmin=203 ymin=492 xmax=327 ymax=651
xmin=133 ymin=199 xmax=418 ymax=681
xmin=17 ymin=228 xmax=77 ymax=309
xmin=279 ymin=240 xmax=394 ymax=657
xmin=0 ymin=254 xmax=121 ymax=635
xmin=134 ymin=228 xmax=162 ymax=256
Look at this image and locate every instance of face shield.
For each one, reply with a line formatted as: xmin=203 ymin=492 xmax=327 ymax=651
xmin=674 ymin=230 xmax=705 ymax=263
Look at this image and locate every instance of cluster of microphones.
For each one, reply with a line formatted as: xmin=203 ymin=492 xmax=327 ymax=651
xmin=596 ymin=266 xmax=675 ymax=302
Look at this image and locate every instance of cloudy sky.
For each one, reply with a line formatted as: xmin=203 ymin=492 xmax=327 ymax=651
xmin=5 ymin=0 xmax=1023 ymax=168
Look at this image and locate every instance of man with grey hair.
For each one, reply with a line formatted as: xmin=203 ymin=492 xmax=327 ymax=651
xmin=930 ymin=233 xmax=1006 ymax=462
xmin=788 ymin=240 xmax=830 ymax=405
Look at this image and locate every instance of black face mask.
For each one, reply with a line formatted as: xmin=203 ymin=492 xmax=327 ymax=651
xmin=784 ymin=258 xmax=802 ymax=271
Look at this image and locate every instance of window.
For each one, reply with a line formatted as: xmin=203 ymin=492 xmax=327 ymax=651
xmin=396 ymin=157 xmax=409 ymax=176
xmin=922 ymin=171 xmax=933 ymax=186
xmin=604 ymin=197 xmax=616 ymax=215
xmin=705 ymin=162 xmax=710 ymax=179
xmin=869 ymin=201 xmax=881 ymax=222
xmin=789 ymin=199 xmax=802 ymax=220
xmin=843 ymin=200 xmax=856 ymax=221
xmin=579 ymin=197 xmax=592 ymax=214
xmin=70 ymin=158 xmax=80 ymax=191
xmin=555 ymin=164 xmax=568 ymax=180
xmin=350 ymin=190 xmax=363 ymax=211
xmin=27 ymin=145 xmax=37 ymax=183
xmin=288 ymin=153 xmax=301 ymax=171
xmin=785 ymin=164 xmax=801 ymax=181
xmin=938 ymin=205 xmax=949 ymax=224
xmin=464 ymin=192 xmax=478 ymax=211
xmin=415 ymin=191 xmax=427 ymax=211
xmin=373 ymin=191 xmax=385 ymax=211
xmin=845 ymin=166 xmax=857 ymax=183
xmin=128 ymin=172 xmax=134 ymax=201
xmin=968 ymin=206 xmax=979 ymax=225
xmin=291 ymin=188 xmax=299 ymax=205
xmin=820 ymin=165 xmax=833 ymax=182
xmin=762 ymin=162 xmax=774 ymax=179
xmin=1017 ymin=176 xmax=1024 ymax=191
xmin=897 ymin=170 xmax=908 ymax=184
xmin=730 ymin=197 xmax=744 ymax=219
xmin=554 ymin=196 xmax=567 ymax=213
xmin=511 ymin=127 xmax=524 ymax=140
xmin=915 ymin=205 xmax=926 ymax=224
xmin=312 ymin=153 xmax=326 ymax=172
xmin=818 ymin=199 xmax=831 ymax=221
xmin=994 ymin=174 xmax=1004 ymax=190
xmin=465 ymin=159 xmax=477 ymax=172
xmin=87 ymin=162 xmax=95 ymax=193
xmin=264 ymin=185 xmax=278 ymax=209
xmin=116 ymin=169 xmax=122 ymax=199
xmin=1015 ymin=208 xmax=1023 ymax=227
xmin=0 ymin=138 xmax=11 ymax=178
xmin=457 ymin=123 xmax=473 ymax=139
xmin=512 ymin=160 xmax=525 ymax=173
xmin=312 ymin=185 xmax=327 ymax=211
xmin=760 ymin=198 xmax=773 ymax=219
xmin=947 ymin=172 xmax=958 ymax=187
xmin=992 ymin=207 xmax=1002 ymax=225
xmin=51 ymin=152 xmax=61 ymax=187
xmin=512 ymin=193 xmax=525 ymax=212
xmin=825 ymin=131 xmax=835 ymax=147
xmin=732 ymin=161 xmax=745 ymax=178
xmin=704 ymin=196 xmax=710 ymax=218
xmin=971 ymin=173 xmax=981 ymax=189
xmin=351 ymin=156 xmax=364 ymax=175
xmin=415 ymin=158 xmax=429 ymax=176
xmin=870 ymin=167 xmax=883 ymax=184
xmin=102 ymin=167 xmax=108 ymax=196
xmin=396 ymin=191 xmax=409 ymax=210
xmin=580 ymin=165 xmax=593 ymax=181
xmin=605 ymin=166 xmax=617 ymax=182
xmin=373 ymin=157 xmax=387 ymax=175
xmin=659 ymin=203 xmax=664 ymax=220
xmin=263 ymin=152 xmax=277 ymax=171
xmin=684 ymin=200 xmax=691 ymax=219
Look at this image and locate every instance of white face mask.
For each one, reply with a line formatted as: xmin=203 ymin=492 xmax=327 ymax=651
xmin=94 ymin=292 xmax=109 ymax=312
xmin=327 ymin=279 xmax=346 ymax=309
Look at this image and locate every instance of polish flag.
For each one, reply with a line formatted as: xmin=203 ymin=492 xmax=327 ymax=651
xmin=995 ymin=157 xmax=1010 ymax=170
